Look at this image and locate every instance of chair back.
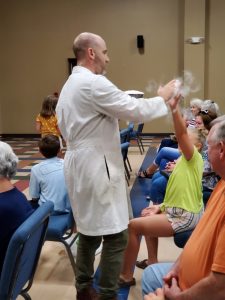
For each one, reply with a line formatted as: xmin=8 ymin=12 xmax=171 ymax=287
xmin=0 ymin=201 xmax=53 ymax=300
xmin=137 ymin=123 xmax=144 ymax=134
xmin=121 ymin=142 xmax=130 ymax=160
xmin=120 ymin=128 xmax=131 ymax=143
xmin=174 ymin=229 xmax=193 ymax=248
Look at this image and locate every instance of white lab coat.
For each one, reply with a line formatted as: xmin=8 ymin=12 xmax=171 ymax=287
xmin=56 ymin=66 xmax=168 ymax=236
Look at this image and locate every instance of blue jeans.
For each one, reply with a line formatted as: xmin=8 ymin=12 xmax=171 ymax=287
xmin=154 ymin=147 xmax=180 ymax=170
xmin=142 ymin=263 xmax=173 ymax=296
xmin=157 ymin=138 xmax=178 ymax=152
xmin=149 ymin=171 xmax=168 ymax=204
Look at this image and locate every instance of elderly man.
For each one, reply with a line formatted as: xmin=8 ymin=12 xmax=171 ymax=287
xmin=56 ymin=32 xmax=176 ymax=300
xmin=142 ymin=116 xmax=225 ymax=300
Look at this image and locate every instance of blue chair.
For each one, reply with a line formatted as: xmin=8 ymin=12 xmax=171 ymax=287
xmin=0 ymin=201 xmax=53 ymax=300
xmin=120 ymin=127 xmax=132 ymax=173
xmin=45 ymin=208 xmax=78 ymax=276
xmin=174 ymin=229 xmax=193 ymax=248
xmin=129 ymin=123 xmax=145 ymax=154
xmin=121 ymin=142 xmax=130 ymax=185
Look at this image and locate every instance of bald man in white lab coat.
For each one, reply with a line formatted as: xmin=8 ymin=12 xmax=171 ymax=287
xmin=56 ymin=32 xmax=176 ymax=300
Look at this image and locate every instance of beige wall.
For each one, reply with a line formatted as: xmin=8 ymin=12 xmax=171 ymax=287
xmin=206 ymin=0 xmax=225 ymax=104
xmin=0 ymin=0 xmax=224 ymax=134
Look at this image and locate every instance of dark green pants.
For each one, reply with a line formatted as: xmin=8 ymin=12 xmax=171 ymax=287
xmin=75 ymin=229 xmax=128 ymax=300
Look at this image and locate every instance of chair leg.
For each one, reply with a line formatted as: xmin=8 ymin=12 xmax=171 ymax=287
xmin=126 ymin=157 xmax=132 ymax=172
xmin=61 ymin=239 xmax=77 ymax=277
xmin=137 ymin=139 xmax=143 ymax=154
xmin=124 ymin=161 xmax=130 ymax=179
xmin=138 ymin=136 xmax=145 ymax=153
xmin=21 ymin=292 xmax=32 ymax=300
xmin=125 ymin=172 xmax=129 ymax=186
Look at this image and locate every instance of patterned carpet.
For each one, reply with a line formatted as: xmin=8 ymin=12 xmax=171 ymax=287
xmin=2 ymin=137 xmax=43 ymax=197
xmin=3 ymin=136 xmax=160 ymax=197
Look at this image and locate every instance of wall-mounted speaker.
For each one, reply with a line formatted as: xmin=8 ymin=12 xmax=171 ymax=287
xmin=137 ymin=35 xmax=144 ymax=49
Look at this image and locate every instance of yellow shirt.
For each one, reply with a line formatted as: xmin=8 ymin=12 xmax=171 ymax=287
xmin=161 ymin=148 xmax=203 ymax=213
xmin=36 ymin=114 xmax=60 ymax=137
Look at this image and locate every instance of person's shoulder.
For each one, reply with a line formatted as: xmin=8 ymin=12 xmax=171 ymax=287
xmin=36 ymin=114 xmax=41 ymax=120
xmin=92 ymin=74 xmax=116 ymax=92
xmin=192 ymin=148 xmax=203 ymax=164
xmin=31 ymin=159 xmax=47 ymax=172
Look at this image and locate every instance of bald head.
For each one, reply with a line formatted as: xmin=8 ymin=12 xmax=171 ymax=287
xmin=73 ymin=32 xmax=104 ymax=60
xmin=72 ymin=32 xmax=109 ymax=75
xmin=209 ymin=119 xmax=225 ymax=144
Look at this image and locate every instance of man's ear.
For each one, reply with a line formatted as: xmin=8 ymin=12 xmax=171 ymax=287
xmin=219 ymin=141 xmax=225 ymax=159
xmin=87 ymin=47 xmax=95 ymax=60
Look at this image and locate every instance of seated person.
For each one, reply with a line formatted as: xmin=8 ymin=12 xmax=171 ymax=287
xmin=156 ymin=135 xmax=178 ymax=152
xmin=119 ymin=95 xmax=205 ymax=287
xmin=29 ymin=134 xmax=70 ymax=213
xmin=0 ymin=142 xmax=33 ymax=274
xmin=138 ymin=146 xmax=180 ymax=178
xmin=196 ymin=110 xmax=220 ymax=202
xmin=142 ymin=116 xmax=225 ymax=300
xmin=187 ymin=98 xmax=203 ymax=127
xmin=201 ymin=99 xmax=220 ymax=116
xmin=138 ymin=108 xmax=193 ymax=179
xmin=147 ymin=108 xmax=219 ymax=206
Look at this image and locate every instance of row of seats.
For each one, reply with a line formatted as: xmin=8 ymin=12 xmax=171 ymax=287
xmin=0 ymin=202 xmax=77 ymax=299
xmin=120 ymin=122 xmax=145 ymax=185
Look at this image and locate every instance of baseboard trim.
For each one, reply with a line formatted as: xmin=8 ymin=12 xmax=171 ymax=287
xmin=141 ymin=133 xmax=172 ymax=137
xmin=0 ymin=132 xmax=172 ymax=139
xmin=1 ymin=134 xmax=40 ymax=139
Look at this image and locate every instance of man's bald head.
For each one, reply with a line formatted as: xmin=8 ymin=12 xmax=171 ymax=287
xmin=73 ymin=32 xmax=103 ymax=60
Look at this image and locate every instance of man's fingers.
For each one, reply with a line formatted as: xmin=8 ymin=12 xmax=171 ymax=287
xmin=155 ymin=288 xmax=164 ymax=295
xmin=171 ymin=277 xmax=178 ymax=287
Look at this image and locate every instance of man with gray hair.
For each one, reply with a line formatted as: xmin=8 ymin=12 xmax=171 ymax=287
xmin=142 ymin=116 xmax=225 ymax=300
xmin=56 ymin=32 xmax=176 ymax=300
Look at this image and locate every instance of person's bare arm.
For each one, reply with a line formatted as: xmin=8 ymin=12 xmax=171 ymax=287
xmin=168 ymin=96 xmax=194 ymax=161
xmin=35 ymin=121 xmax=41 ymax=133
xmin=164 ymin=271 xmax=225 ymax=300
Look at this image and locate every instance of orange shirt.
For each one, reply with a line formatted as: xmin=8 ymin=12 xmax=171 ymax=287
xmin=36 ymin=114 xmax=60 ymax=137
xmin=179 ymin=179 xmax=225 ymax=290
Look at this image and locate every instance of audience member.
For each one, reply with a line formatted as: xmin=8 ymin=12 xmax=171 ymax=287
xmin=119 ymin=95 xmax=205 ymax=286
xmin=138 ymin=107 xmax=193 ymax=179
xmin=142 ymin=116 xmax=225 ymax=300
xmin=56 ymin=31 xmax=177 ymax=300
xmin=29 ymin=134 xmax=70 ymax=213
xmin=146 ymin=108 xmax=219 ymax=206
xmin=0 ymin=142 xmax=33 ymax=274
xmin=201 ymin=99 xmax=220 ymax=116
xmin=138 ymin=147 xmax=180 ymax=178
xmin=187 ymin=98 xmax=203 ymax=127
xmin=36 ymin=94 xmax=61 ymax=138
